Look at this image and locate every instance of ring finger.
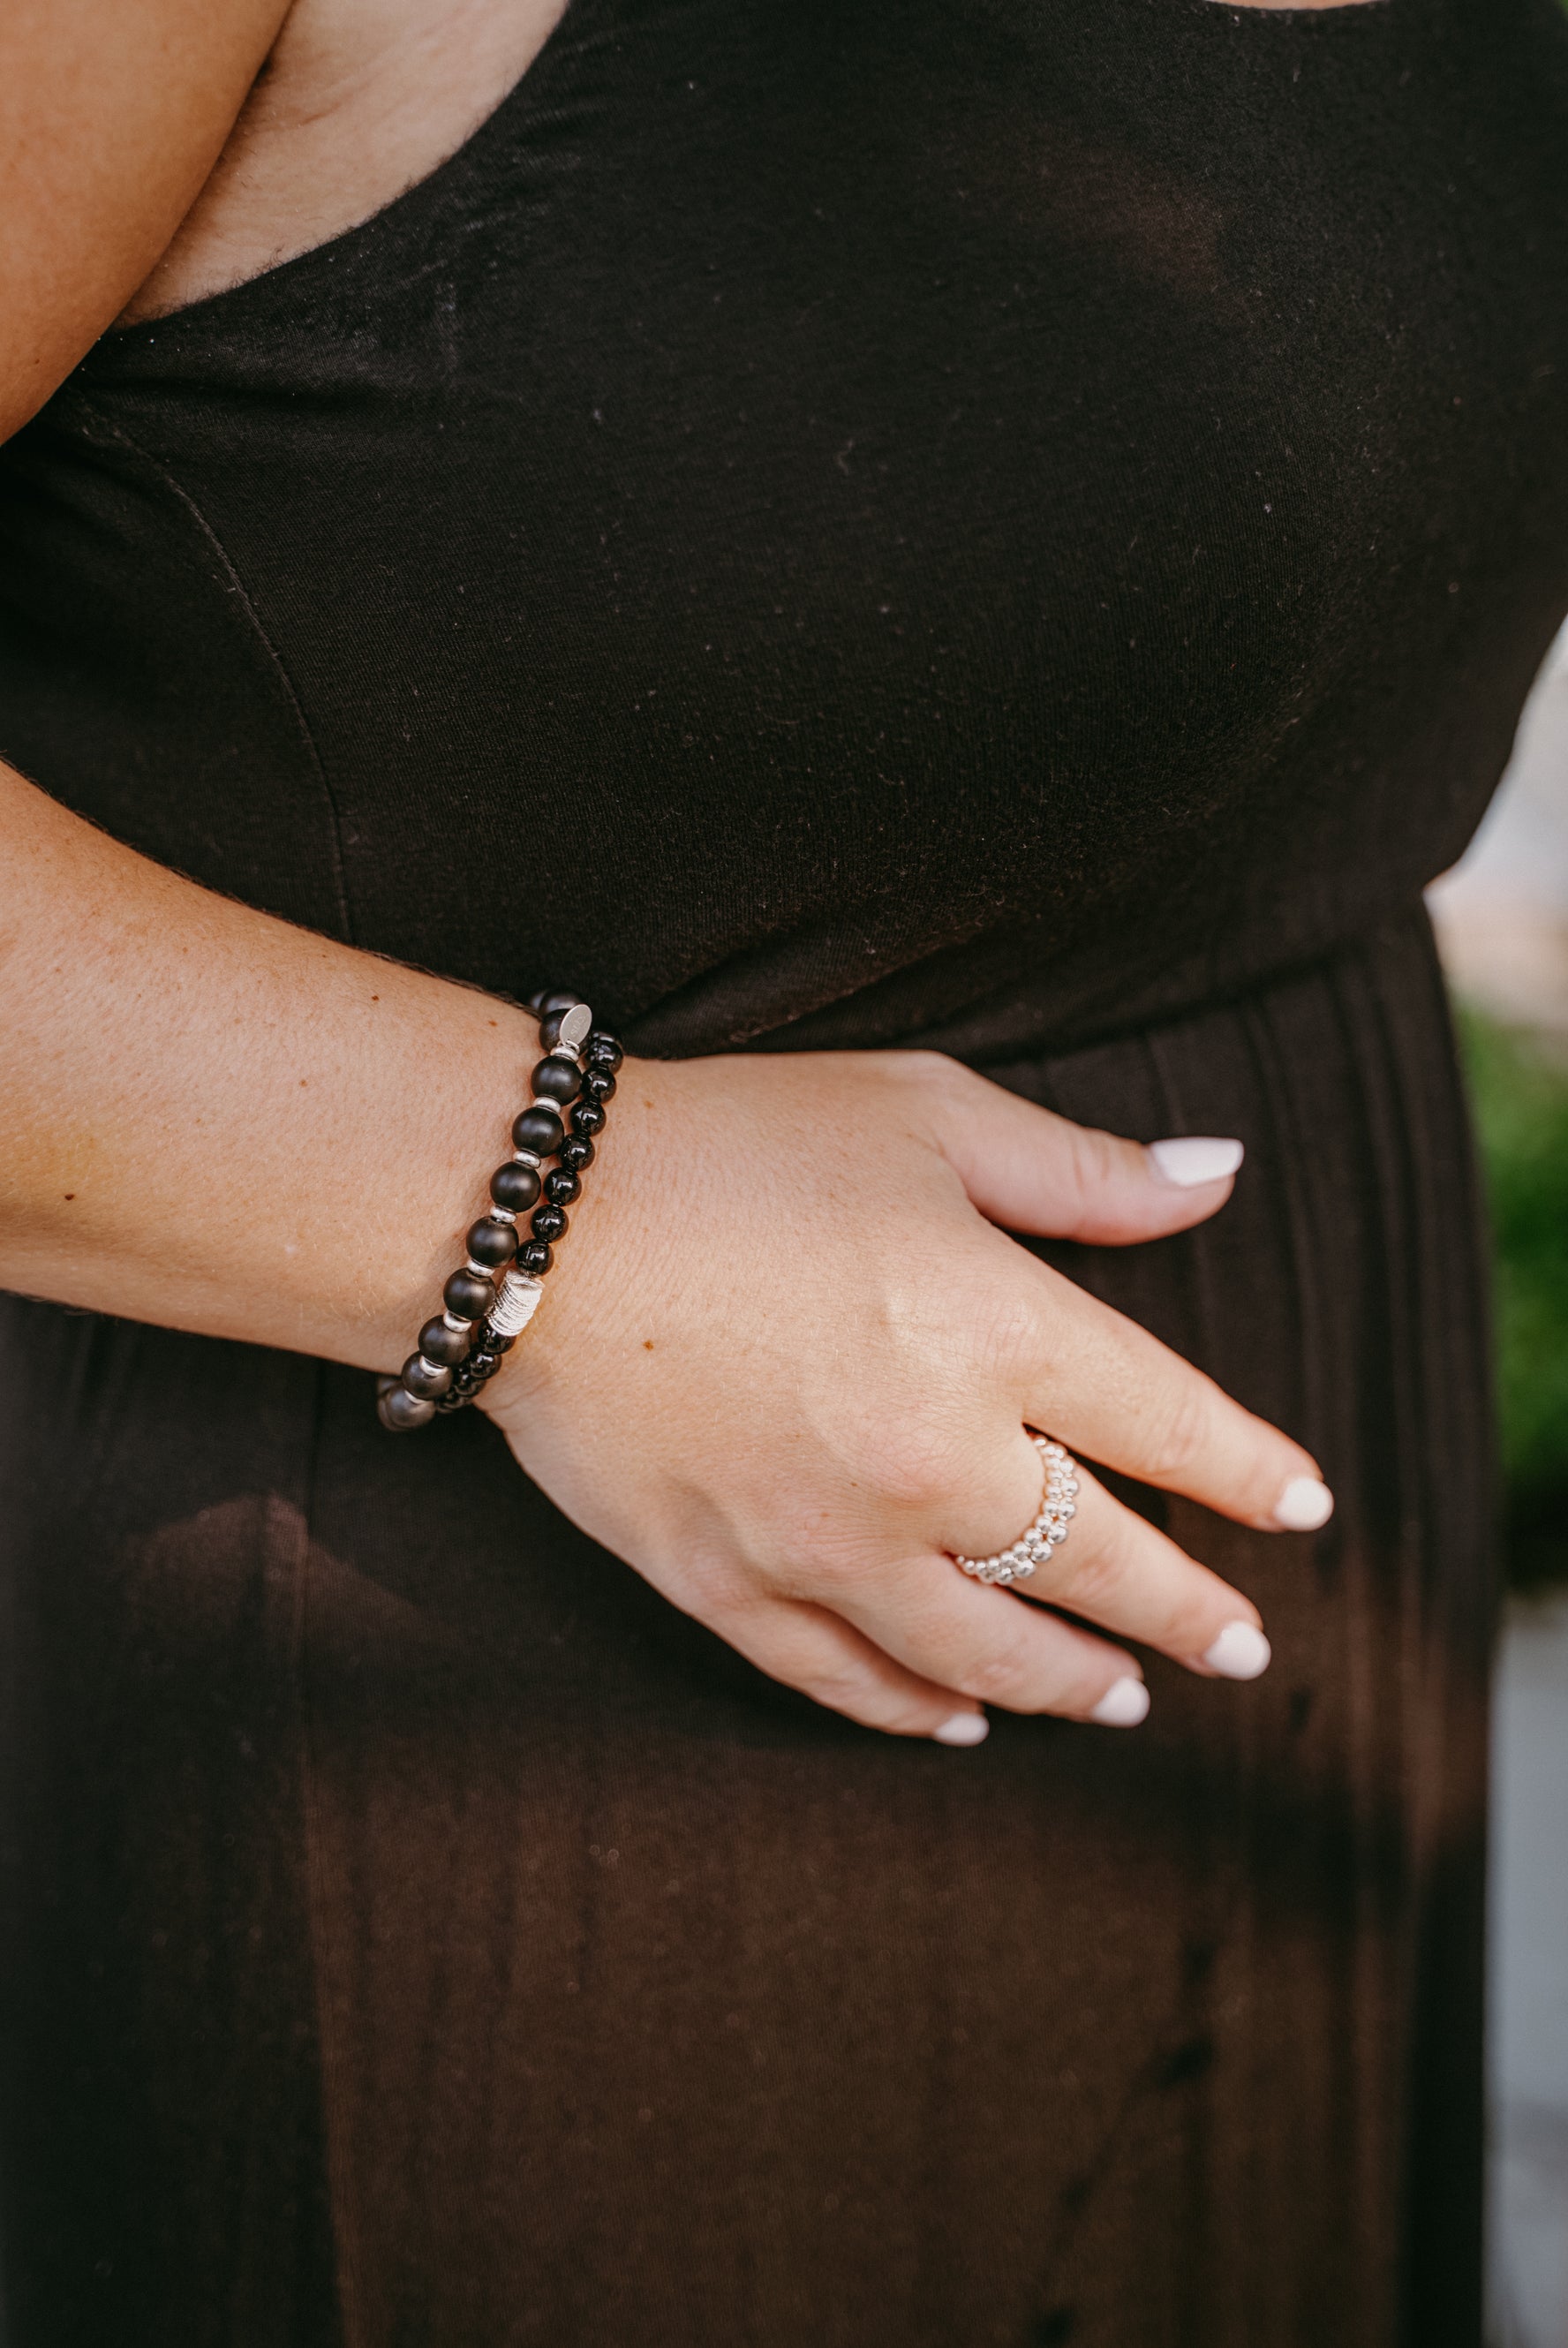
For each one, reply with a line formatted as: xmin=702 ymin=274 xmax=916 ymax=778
xmin=1006 ymin=1460 xmax=1272 ymax=1680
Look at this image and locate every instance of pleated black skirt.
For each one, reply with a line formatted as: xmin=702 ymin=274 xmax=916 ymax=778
xmin=0 ymin=905 xmax=1494 ymax=2348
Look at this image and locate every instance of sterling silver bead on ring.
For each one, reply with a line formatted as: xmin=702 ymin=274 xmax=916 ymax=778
xmin=953 ymin=1435 xmax=1079 ymax=1587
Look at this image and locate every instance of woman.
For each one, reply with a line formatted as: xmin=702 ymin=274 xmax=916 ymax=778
xmin=1 ymin=0 xmax=1564 ymax=2339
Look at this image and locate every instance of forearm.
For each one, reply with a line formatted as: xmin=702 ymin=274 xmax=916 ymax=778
xmin=0 ymin=760 xmax=534 ymax=1371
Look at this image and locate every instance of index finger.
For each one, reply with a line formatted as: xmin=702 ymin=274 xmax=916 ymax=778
xmin=1014 ymin=1258 xmax=1334 ymax=1531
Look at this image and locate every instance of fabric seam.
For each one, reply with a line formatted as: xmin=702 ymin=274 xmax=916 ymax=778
xmin=69 ymin=395 xmax=357 ymax=948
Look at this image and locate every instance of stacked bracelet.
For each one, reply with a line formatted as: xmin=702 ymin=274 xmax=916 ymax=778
xmin=375 ymin=988 xmax=623 ymax=1432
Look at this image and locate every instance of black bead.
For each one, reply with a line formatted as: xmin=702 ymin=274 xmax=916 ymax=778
xmin=559 ymin=1135 xmax=595 ymax=1173
xmin=570 ymin=1100 xmax=607 ymax=1137
xmin=585 ymin=1032 xmax=624 ymax=1070
xmin=517 ymin=1239 xmax=554 ymax=1275
xmin=468 ymin=1349 xmax=501 ymax=1378
xmin=525 ymin=989 xmax=551 ymax=1014
xmin=490 ymin=1160 xmax=541 ymax=1212
xmin=531 ymin=1202 xmax=568 ymax=1242
xmin=580 ymin=1065 xmax=616 ymax=1104
xmin=378 ymin=1382 xmax=436 ymax=1431
xmin=531 ymin=1056 xmax=583 ymax=1105
xmin=401 ymin=1352 xmax=452 ymax=1400
xmin=465 ymin=1215 xmax=517 ymax=1268
xmin=539 ymin=989 xmax=584 ymax=1016
xmin=483 ymin=1328 xmax=516 ymax=1354
xmin=513 ymin=1105 xmax=564 ymax=1157
xmin=443 ymin=1266 xmax=494 ymax=1322
xmin=418 ymin=1314 xmax=471 ymax=1366
xmin=544 ymin=1166 xmax=580 ymax=1206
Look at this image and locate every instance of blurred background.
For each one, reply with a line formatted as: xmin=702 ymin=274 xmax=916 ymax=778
xmin=1428 ymin=620 xmax=1568 ymax=2348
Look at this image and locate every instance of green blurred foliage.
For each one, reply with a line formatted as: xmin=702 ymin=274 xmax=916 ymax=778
xmin=1461 ymin=1009 xmax=1568 ymax=1587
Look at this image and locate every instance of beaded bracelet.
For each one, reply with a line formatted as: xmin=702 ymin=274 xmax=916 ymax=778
xmin=375 ymin=989 xmax=623 ymax=1431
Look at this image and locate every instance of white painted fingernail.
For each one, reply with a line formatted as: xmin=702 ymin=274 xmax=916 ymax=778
xmin=1089 ymin=1676 xmax=1150 ymax=1728
xmin=932 ymin=1712 xmax=990 ymax=1747
xmin=1202 ymin=1621 xmax=1272 ymax=1680
xmin=1146 ymin=1136 xmax=1245 ymax=1188
xmin=1272 ymin=1476 xmax=1334 ymax=1531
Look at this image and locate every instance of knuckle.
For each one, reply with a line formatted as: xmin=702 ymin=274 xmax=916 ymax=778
xmin=857 ymin=1418 xmax=968 ymax=1515
xmin=1139 ymin=1375 xmax=1215 ymax=1482
xmin=960 ymin=1638 xmax=1037 ymax=1709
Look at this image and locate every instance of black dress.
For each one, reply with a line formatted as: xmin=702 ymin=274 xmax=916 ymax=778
xmin=2 ymin=1 xmax=1565 ymax=2340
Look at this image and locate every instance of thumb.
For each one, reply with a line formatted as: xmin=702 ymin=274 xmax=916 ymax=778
xmin=929 ymin=1067 xmax=1244 ymax=1245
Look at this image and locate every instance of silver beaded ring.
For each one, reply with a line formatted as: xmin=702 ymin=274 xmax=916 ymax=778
xmin=952 ymin=1436 xmax=1079 ymax=1587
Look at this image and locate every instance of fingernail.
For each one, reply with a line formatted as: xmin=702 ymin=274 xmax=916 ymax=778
xmin=1272 ymin=1476 xmax=1334 ymax=1531
xmin=1202 ymin=1621 xmax=1272 ymax=1680
xmin=932 ymin=1712 xmax=990 ymax=1747
xmin=1146 ymin=1136 xmax=1246 ymax=1188
xmin=1089 ymin=1676 xmax=1151 ymax=1728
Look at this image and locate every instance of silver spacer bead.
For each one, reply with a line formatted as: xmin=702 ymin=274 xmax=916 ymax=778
xmin=512 ymin=1149 xmax=541 ymax=1168
xmin=487 ymin=1205 xmax=518 ymax=1225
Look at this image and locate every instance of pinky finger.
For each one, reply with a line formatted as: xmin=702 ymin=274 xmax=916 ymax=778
xmin=715 ymin=1595 xmax=992 ymax=1746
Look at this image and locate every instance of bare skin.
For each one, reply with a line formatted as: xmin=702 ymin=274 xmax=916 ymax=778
xmin=0 ymin=0 xmax=1349 ymax=1743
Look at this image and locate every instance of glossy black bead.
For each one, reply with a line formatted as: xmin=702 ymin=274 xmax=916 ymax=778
xmin=484 ymin=1328 xmax=516 ymax=1353
xmin=517 ymin=1239 xmax=554 ymax=1276
xmin=580 ymin=1065 xmax=616 ymax=1104
xmin=539 ymin=989 xmax=583 ymax=1016
xmin=531 ymin=1056 xmax=582 ymax=1105
xmin=401 ymin=1352 xmax=452 ymax=1400
xmin=418 ymin=1314 xmax=471 ymax=1366
xmin=513 ymin=1105 xmax=564 ymax=1157
xmin=570 ymin=1100 xmax=607 ymax=1137
xmin=490 ymin=1160 xmax=540 ymax=1212
xmin=544 ymin=1166 xmax=580 ymax=1206
xmin=531 ymin=1202 xmax=568 ymax=1242
xmin=559 ymin=1135 xmax=595 ymax=1173
xmin=465 ymin=1215 xmax=517 ymax=1268
xmin=378 ymin=1382 xmax=437 ymax=1431
xmin=585 ymin=1031 xmax=623 ymax=1070
xmin=443 ymin=1266 xmax=494 ymax=1322
xmin=468 ymin=1349 xmax=501 ymax=1379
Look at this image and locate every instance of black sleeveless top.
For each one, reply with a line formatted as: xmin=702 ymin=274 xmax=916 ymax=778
xmin=2 ymin=0 xmax=1565 ymax=1060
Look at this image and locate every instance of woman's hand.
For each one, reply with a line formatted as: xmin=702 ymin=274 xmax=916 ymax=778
xmin=482 ymin=1049 xmax=1332 ymax=1742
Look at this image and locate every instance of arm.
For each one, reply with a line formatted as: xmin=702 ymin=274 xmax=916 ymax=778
xmin=2 ymin=4 xmax=1330 ymax=1743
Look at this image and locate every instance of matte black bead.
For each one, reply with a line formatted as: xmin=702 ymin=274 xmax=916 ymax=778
xmin=378 ymin=1382 xmax=437 ymax=1431
xmin=466 ymin=1215 xmax=517 ymax=1268
xmin=513 ymin=1105 xmax=564 ymax=1157
xmin=443 ymin=1266 xmax=494 ymax=1322
xmin=539 ymin=989 xmax=584 ymax=1016
xmin=544 ymin=1166 xmax=580 ymax=1206
xmin=531 ymin=1202 xmax=568 ymax=1242
xmin=559 ymin=1135 xmax=595 ymax=1173
xmin=580 ymin=1065 xmax=616 ymax=1104
xmin=531 ymin=1056 xmax=583 ymax=1105
xmin=525 ymin=989 xmax=551 ymax=1013
xmin=570 ymin=1100 xmax=607 ymax=1137
xmin=401 ymin=1352 xmax=452 ymax=1400
xmin=490 ymin=1160 xmax=541 ymax=1212
xmin=585 ymin=1032 xmax=624 ymax=1070
xmin=517 ymin=1239 xmax=554 ymax=1275
xmin=419 ymin=1314 xmax=471 ymax=1366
